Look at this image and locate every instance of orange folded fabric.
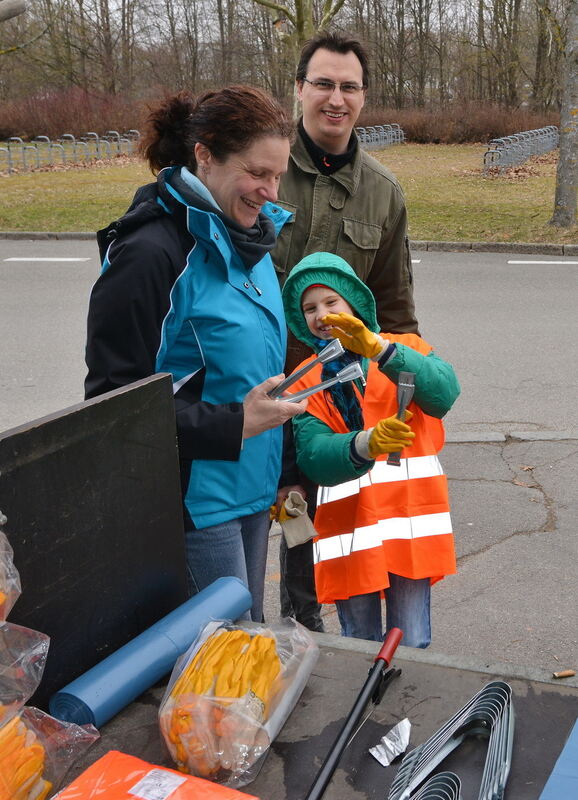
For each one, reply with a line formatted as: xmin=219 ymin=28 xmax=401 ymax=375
xmin=55 ymin=750 xmax=260 ymax=799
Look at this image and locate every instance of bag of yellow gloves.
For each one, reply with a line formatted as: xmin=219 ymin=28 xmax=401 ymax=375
xmin=0 ymin=524 xmax=21 ymax=622
xmin=0 ymin=518 xmax=99 ymax=800
xmin=159 ymin=618 xmax=318 ymax=789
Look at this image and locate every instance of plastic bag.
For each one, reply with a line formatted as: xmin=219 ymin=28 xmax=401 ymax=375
xmin=0 ymin=527 xmax=21 ymax=621
xmin=0 ymin=706 xmax=99 ymax=800
xmin=159 ymin=617 xmax=318 ymax=788
xmin=0 ymin=621 xmax=49 ymax=727
xmin=0 ymin=520 xmax=100 ymax=799
xmin=53 ymin=750 xmax=260 ymax=799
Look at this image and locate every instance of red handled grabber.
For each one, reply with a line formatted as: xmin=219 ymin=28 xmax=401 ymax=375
xmin=303 ymin=627 xmax=403 ymax=800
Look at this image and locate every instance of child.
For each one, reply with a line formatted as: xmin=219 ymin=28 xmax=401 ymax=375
xmin=281 ymin=252 xmax=460 ymax=647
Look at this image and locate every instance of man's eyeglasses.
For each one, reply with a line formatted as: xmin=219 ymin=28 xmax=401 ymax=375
xmin=302 ymin=78 xmax=366 ymax=95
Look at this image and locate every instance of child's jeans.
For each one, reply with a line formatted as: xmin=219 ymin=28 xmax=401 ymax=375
xmin=335 ymin=573 xmax=431 ymax=648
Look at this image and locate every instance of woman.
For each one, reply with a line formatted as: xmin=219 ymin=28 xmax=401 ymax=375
xmin=85 ymin=87 xmax=306 ymax=621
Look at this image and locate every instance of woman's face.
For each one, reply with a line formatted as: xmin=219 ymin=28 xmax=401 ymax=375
xmin=195 ymin=136 xmax=290 ymax=228
xmin=301 ymin=286 xmax=354 ymax=339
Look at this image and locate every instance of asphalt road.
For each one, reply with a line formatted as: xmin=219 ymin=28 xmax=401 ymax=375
xmin=1 ymin=238 xmax=577 ymax=434
xmin=1 ymin=239 xmax=576 ymax=676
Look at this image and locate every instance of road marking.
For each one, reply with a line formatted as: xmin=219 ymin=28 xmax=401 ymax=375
xmin=412 ymin=259 xmax=421 ymax=264
xmin=507 ymin=260 xmax=578 ymax=265
xmin=4 ymin=257 xmax=91 ymax=262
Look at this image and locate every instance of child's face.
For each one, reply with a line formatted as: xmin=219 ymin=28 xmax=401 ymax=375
xmin=301 ymin=286 xmax=354 ymax=339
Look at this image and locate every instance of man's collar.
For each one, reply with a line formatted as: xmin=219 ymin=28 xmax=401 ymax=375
xmin=291 ymin=123 xmax=363 ymax=194
xmin=298 ymin=119 xmax=358 ymax=175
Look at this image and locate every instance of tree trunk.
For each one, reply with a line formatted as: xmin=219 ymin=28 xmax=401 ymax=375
xmin=551 ymin=0 xmax=577 ymax=227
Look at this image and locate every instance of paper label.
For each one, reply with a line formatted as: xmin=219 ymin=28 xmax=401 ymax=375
xmin=129 ymin=769 xmax=187 ymax=799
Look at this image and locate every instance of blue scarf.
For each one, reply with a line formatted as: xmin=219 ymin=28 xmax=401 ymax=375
xmin=315 ymin=338 xmax=365 ymax=432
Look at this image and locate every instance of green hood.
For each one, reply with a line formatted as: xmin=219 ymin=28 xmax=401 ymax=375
xmin=282 ymin=252 xmax=379 ymax=350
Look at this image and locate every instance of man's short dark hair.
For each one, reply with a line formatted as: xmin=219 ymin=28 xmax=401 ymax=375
xmin=296 ymin=31 xmax=369 ymax=88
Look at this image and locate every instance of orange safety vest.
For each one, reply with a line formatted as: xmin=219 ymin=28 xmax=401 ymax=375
xmin=290 ymin=333 xmax=456 ymax=604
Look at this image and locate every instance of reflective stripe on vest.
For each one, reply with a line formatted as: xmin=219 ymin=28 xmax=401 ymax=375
xmin=314 ymin=511 xmax=453 ymax=564
xmin=317 ymin=455 xmax=444 ymax=505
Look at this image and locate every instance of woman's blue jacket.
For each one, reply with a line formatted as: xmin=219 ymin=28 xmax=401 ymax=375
xmin=85 ymin=167 xmax=292 ymax=528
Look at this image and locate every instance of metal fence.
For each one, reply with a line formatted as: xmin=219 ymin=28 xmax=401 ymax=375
xmin=355 ymin=124 xmax=405 ymax=149
xmin=0 ymin=130 xmax=141 ymax=174
xmin=482 ymin=126 xmax=558 ymax=174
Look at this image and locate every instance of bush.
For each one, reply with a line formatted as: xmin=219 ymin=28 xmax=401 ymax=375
xmin=0 ymin=91 xmax=561 ymax=146
xmin=358 ymin=104 xmax=560 ymax=144
xmin=0 ymin=87 xmax=149 ymax=141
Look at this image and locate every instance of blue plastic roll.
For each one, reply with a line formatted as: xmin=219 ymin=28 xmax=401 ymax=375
xmin=49 ymin=576 xmax=251 ymax=728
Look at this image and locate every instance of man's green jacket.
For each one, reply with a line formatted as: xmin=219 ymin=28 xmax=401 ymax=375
xmin=272 ymin=133 xmax=418 ymax=368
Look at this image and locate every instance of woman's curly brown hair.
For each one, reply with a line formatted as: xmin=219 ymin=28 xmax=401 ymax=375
xmin=140 ymin=86 xmax=294 ymax=174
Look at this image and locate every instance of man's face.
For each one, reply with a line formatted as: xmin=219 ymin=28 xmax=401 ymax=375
xmin=297 ymin=48 xmax=366 ymax=155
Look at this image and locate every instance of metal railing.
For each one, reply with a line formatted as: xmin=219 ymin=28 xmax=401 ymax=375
xmin=0 ymin=130 xmax=141 ymax=174
xmin=355 ymin=124 xmax=405 ymax=149
xmin=482 ymin=126 xmax=558 ymax=174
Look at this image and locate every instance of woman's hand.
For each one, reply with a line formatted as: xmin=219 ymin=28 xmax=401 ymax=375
xmin=322 ymin=312 xmax=388 ymax=359
xmin=243 ymin=375 xmax=308 ymax=440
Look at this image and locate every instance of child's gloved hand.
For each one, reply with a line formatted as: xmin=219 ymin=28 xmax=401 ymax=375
xmin=368 ymin=412 xmax=415 ymax=457
xmin=322 ymin=312 xmax=387 ymax=359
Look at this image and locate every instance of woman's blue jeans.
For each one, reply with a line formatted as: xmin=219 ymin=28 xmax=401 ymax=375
xmin=335 ymin=573 xmax=431 ymax=648
xmin=185 ymin=509 xmax=270 ymax=622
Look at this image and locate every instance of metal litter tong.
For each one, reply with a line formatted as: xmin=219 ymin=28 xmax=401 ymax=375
xmin=410 ymin=772 xmax=462 ymax=800
xmin=387 ymin=371 xmax=415 ymax=466
xmin=268 ymin=338 xmax=366 ymax=404
xmin=387 ymin=680 xmax=514 ymax=800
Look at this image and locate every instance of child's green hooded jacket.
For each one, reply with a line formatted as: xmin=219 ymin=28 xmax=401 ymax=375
xmin=282 ymin=252 xmax=460 ymax=488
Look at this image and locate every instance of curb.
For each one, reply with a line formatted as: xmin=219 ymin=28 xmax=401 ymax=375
xmin=310 ymin=630 xmax=578 ymax=688
xmin=1 ymin=232 xmax=577 ymax=256
xmin=411 ymin=240 xmax=578 ymax=256
xmin=0 ymin=231 xmax=96 ymax=240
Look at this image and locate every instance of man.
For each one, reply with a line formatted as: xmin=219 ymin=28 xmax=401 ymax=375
xmin=273 ymin=31 xmax=419 ymax=370
xmin=273 ymin=31 xmax=419 ymax=633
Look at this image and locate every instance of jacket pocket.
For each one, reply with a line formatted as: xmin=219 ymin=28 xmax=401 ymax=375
xmin=339 ymin=218 xmax=382 ymax=280
xmin=404 ymin=234 xmax=413 ymax=286
xmin=270 ymin=201 xmax=297 ymax=282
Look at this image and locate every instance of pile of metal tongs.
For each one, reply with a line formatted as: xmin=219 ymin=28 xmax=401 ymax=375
xmin=410 ymin=772 xmax=462 ymax=800
xmin=269 ymin=339 xmax=365 ymax=403
xmin=388 ymin=681 xmax=515 ymax=800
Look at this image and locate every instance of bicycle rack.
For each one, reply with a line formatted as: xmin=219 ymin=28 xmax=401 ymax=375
xmin=355 ymin=123 xmax=406 ymax=150
xmin=483 ymin=126 xmax=559 ymax=174
xmin=2 ymin=128 xmax=141 ymax=172
xmin=0 ymin=147 xmax=12 ymax=173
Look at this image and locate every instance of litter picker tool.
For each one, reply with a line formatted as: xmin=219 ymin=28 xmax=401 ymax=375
xmin=387 ymin=680 xmax=514 ymax=800
xmin=282 ymin=361 xmax=366 ymax=404
xmin=387 ymin=372 xmax=415 ymax=466
xmin=411 ymin=772 xmax=462 ymax=800
xmin=268 ymin=338 xmax=345 ymax=399
xmin=303 ymin=627 xmax=403 ymax=800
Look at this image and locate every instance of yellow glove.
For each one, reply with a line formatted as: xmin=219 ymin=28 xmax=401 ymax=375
xmin=269 ymin=504 xmax=292 ymax=523
xmin=368 ymin=412 xmax=415 ymax=458
xmin=322 ymin=312 xmax=384 ymax=358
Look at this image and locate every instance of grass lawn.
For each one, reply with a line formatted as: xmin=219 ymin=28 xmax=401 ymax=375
xmin=1 ymin=144 xmax=576 ymax=244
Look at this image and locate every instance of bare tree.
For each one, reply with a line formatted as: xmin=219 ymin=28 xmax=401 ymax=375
xmin=0 ymin=0 xmax=26 ymax=22
xmin=250 ymin=0 xmax=347 ymax=55
xmin=551 ymin=0 xmax=577 ymax=226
